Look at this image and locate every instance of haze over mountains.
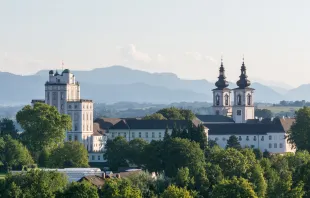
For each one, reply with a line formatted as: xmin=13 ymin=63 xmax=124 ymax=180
xmin=0 ymin=65 xmax=308 ymax=105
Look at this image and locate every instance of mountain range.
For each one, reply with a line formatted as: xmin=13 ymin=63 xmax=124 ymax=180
xmin=0 ymin=65 xmax=308 ymax=105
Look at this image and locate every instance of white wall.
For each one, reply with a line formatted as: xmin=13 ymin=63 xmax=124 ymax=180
xmin=209 ymin=132 xmax=296 ymax=153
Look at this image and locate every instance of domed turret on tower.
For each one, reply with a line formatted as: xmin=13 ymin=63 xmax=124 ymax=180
xmin=236 ymin=59 xmax=251 ymax=88
xmin=215 ymin=59 xmax=229 ymax=89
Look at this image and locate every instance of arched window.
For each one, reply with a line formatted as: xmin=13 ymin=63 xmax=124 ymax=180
xmin=224 ymin=94 xmax=229 ymax=106
xmin=216 ymin=95 xmax=220 ymax=106
xmin=247 ymin=94 xmax=251 ymax=105
xmin=237 ymin=94 xmax=242 ymax=105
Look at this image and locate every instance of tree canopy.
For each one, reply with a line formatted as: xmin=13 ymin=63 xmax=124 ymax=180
xmin=16 ymin=103 xmax=72 ymax=153
xmin=142 ymin=107 xmax=195 ymax=120
xmin=48 ymin=141 xmax=89 ymax=168
xmin=226 ymin=135 xmax=242 ymax=150
xmin=0 ymin=118 xmax=18 ymax=139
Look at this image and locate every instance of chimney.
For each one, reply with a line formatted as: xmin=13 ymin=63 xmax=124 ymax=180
xmin=101 ymin=172 xmax=106 ymax=179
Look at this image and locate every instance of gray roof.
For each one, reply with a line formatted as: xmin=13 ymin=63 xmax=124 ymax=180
xmin=110 ymin=119 xmax=196 ymax=130
xmin=205 ymin=121 xmax=286 ymax=135
xmin=195 ymin=115 xmax=235 ymax=123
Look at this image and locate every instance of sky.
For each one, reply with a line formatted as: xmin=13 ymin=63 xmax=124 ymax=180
xmin=0 ymin=0 xmax=309 ymax=87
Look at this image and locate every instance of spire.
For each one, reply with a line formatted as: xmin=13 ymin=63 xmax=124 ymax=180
xmin=236 ymin=57 xmax=251 ymax=88
xmin=215 ymin=57 xmax=229 ymax=89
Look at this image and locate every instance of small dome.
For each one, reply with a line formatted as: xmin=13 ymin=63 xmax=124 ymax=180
xmin=49 ymin=70 xmax=54 ymax=74
xmin=62 ymin=69 xmax=70 ymax=74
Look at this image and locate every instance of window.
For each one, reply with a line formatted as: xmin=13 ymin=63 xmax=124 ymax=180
xmin=215 ymin=137 xmax=218 ymax=141
xmin=145 ymin=132 xmax=148 ymax=138
xmin=222 ymin=137 xmax=226 ymax=141
xmin=139 ymin=132 xmax=142 ymax=138
xmin=132 ymin=132 xmax=135 ymax=138
xmin=74 ymin=135 xmax=78 ymax=141
xmin=247 ymin=94 xmax=251 ymax=105
xmin=61 ymin=93 xmax=64 ymax=100
xmin=253 ymin=136 xmax=257 ymax=141
xmin=246 ymin=136 xmax=249 ymax=141
xmin=251 ymin=145 xmax=255 ymax=148
xmin=118 ymin=132 xmax=121 ymax=137
xmin=159 ymin=132 xmax=162 ymax=138
xmin=98 ymin=155 xmax=101 ymax=160
xmin=261 ymin=136 xmax=264 ymax=141
xmin=52 ymin=92 xmax=57 ymax=100
xmin=87 ymin=125 xmax=89 ymax=131
xmin=112 ymin=133 xmax=115 ymax=138
xmin=274 ymin=143 xmax=277 ymax=148
xmin=237 ymin=110 xmax=242 ymax=116
xmin=83 ymin=114 xmax=85 ymax=120
xmin=92 ymin=155 xmax=95 ymax=160
xmin=68 ymin=135 xmax=72 ymax=141
xmin=238 ymin=136 xmax=242 ymax=141
xmin=75 ymin=125 xmax=78 ymax=131
xmin=225 ymin=94 xmax=229 ymax=106
xmin=74 ymin=105 xmax=78 ymax=109
xmin=269 ymin=135 xmax=272 ymax=140
xmin=216 ymin=95 xmax=220 ymax=106
xmin=124 ymin=133 xmax=126 ymax=138
xmin=280 ymin=143 xmax=283 ymax=148
xmin=69 ymin=105 xmax=72 ymax=109
xmin=269 ymin=143 xmax=272 ymax=148
xmin=237 ymin=94 xmax=241 ymax=105
xmin=152 ymin=132 xmax=155 ymax=138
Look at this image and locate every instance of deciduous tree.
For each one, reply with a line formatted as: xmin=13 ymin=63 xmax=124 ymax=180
xmin=226 ymin=135 xmax=242 ymax=150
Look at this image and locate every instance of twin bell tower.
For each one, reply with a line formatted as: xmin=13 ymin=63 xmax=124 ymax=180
xmin=212 ymin=58 xmax=255 ymax=123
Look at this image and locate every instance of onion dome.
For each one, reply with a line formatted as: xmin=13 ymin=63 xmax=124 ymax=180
xmin=215 ymin=59 xmax=229 ymax=89
xmin=236 ymin=59 xmax=251 ymax=88
xmin=62 ymin=69 xmax=70 ymax=74
xmin=49 ymin=70 xmax=54 ymax=74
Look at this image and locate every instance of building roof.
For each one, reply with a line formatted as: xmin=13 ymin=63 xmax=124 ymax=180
xmin=110 ymin=119 xmax=196 ymax=130
xmin=78 ymin=175 xmax=105 ymax=188
xmin=205 ymin=118 xmax=293 ymax=135
xmin=195 ymin=115 xmax=235 ymax=123
xmin=93 ymin=118 xmax=122 ymax=136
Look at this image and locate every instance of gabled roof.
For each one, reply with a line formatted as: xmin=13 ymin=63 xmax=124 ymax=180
xmin=279 ymin=118 xmax=295 ymax=132
xmin=110 ymin=119 xmax=196 ymax=130
xmin=196 ymin=115 xmax=235 ymax=123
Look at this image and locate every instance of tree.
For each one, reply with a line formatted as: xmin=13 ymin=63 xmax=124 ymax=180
xmin=253 ymin=148 xmax=263 ymax=160
xmin=59 ymin=181 xmax=99 ymax=198
xmin=0 ymin=118 xmax=18 ymax=139
xmin=2 ymin=170 xmax=68 ymax=198
xmin=142 ymin=140 xmax=164 ymax=173
xmin=188 ymin=124 xmax=208 ymax=150
xmin=163 ymin=126 xmax=170 ymax=141
xmin=248 ymin=164 xmax=267 ymax=197
xmin=287 ymin=107 xmax=310 ymax=151
xmin=143 ymin=113 xmax=167 ymax=120
xmin=156 ymin=107 xmax=195 ymax=120
xmin=161 ymin=185 xmax=193 ymax=198
xmin=127 ymin=138 xmax=148 ymax=167
xmin=226 ymin=135 xmax=242 ymax=150
xmin=100 ymin=178 xmax=142 ymax=198
xmin=255 ymin=109 xmax=273 ymax=119
xmin=48 ymin=141 xmax=89 ymax=168
xmin=0 ymin=136 xmax=34 ymax=172
xmin=16 ymin=103 xmax=71 ymax=154
xmin=104 ymin=136 xmax=129 ymax=171
xmin=211 ymin=177 xmax=258 ymax=198
xmin=174 ymin=167 xmax=195 ymax=189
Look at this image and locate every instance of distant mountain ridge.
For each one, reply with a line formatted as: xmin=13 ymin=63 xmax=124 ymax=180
xmin=0 ymin=65 xmax=301 ymax=105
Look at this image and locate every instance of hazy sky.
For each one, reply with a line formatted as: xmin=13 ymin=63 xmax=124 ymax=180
xmin=0 ymin=0 xmax=309 ymax=87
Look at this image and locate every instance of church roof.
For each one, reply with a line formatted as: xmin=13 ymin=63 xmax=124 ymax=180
xmin=109 ymin=119 xmax=197 ymax=130
xmin=205 ymin=118 xmax=294 ymax=135
xmin=196 ymin=115 xmax=235 ymax=123
xmin=93 ymin=118 xmax=122 ymax=136
xmin=214 ymin=59 xmax=229 ymax=90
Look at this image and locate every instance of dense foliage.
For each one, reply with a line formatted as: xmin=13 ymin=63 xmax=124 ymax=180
xmin=143 ymin=107 xmax=195 ymax=120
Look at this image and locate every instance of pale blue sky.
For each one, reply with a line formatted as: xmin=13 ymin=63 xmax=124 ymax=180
xmin=0 ymin=0 xmax=309 ymax=87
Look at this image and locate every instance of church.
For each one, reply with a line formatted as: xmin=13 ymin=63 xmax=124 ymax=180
xmin=196 ymin=58 xmax=295 ymax=153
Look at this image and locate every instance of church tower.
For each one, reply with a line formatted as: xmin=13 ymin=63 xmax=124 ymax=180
xmin=232 ymin=58 xmax=255 ymax=123
xmin=212 ymin=59 xmax=232 ymax=117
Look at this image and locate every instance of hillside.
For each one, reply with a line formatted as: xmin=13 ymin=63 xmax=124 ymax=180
xmin=0 ymin=66 xmax=286 ymax=105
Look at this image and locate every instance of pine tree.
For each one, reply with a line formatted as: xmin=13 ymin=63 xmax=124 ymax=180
xmin=164 ymin=126 xmax=170 ymax=141
xmin=171 ymin=124 xmax=178 ymax=138
xmin=226 ymin=135 xmax=242 ymax=150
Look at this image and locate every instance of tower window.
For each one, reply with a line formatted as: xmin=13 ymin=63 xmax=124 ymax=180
xmin=247 ymin=94 xmax=251 ymax=105
xmin=237 ymin=110 xmax=242 ymax=115
xmin=216 ymin=95 xmax=220 ymax=106
xmin=237 ymin=94 xmax=241 ymax=105
xmin=225 ymin=94 xmax=229 ymax=106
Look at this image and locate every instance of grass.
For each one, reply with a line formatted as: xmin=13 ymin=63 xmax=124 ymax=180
xmin=257 ymin=106 xmax=301 ymax=114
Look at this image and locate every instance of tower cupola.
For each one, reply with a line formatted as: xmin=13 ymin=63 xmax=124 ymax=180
xmin=236 ymin=58 xmax=251 ymax=88
xmin=215 ymin=59 xmax=229 ymax=89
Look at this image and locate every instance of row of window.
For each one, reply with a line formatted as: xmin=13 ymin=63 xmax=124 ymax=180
xmin=68 ymin=135 xmax=78 ymax=141
xmin=111 ymin=132 xmax=162 ymax=139
xmin=269 ymin=143 xmax=283 ymax=149
xmin=214 ymin=135 xmax=285 ymax=142
xmin=91 ymin=155 xmax=102 ymax=161
xmin=215 ymin=94 xmax=252 ymax=106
